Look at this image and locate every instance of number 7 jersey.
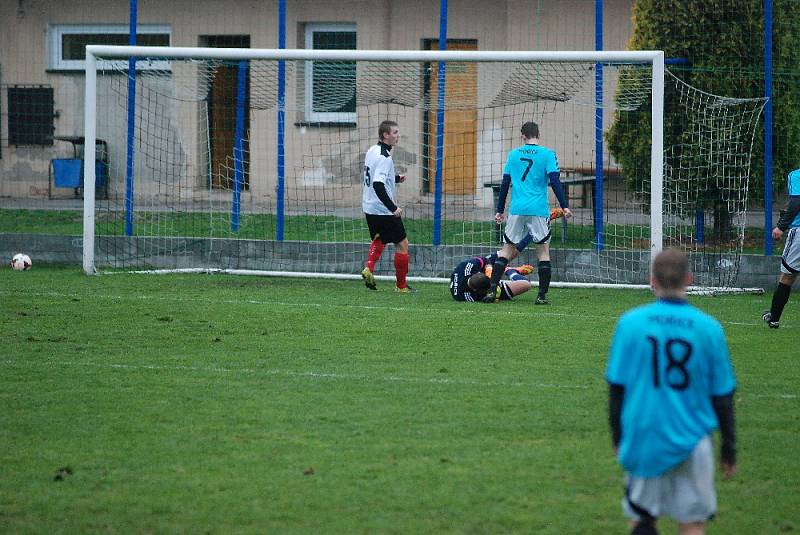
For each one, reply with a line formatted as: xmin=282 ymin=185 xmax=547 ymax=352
xmin=503 ymin=143 xmax=559 ymax=217
xmin=606 ymin=298 xmax=736 ymax=477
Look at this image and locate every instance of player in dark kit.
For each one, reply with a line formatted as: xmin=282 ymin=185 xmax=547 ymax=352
xmin=450 ymin=254 xmax=533 ymax=302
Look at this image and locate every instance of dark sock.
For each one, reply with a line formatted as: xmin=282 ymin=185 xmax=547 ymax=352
xmin=770 ymin=281 xmax=792 ymax=321
xmin=537 ymin=260 xmax=552 ymax=297
xmin=489 ymin=257 xmax=509 ymax=291
xmin=630 ymin=521 xmax=659 ymax=535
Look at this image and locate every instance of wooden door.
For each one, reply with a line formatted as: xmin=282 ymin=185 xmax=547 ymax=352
xmin=425 ymin=40 xmax=478 ymax=195
xmin=205 ymin=36 xmax=250 ymax=190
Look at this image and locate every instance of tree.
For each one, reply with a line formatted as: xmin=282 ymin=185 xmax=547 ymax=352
xmin=607 ymin=0 xmax=800 ymax=238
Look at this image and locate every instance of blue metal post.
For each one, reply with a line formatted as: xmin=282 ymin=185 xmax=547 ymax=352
xmin=594 ymin=0 xmax=605 ymax=251
xmin=276 ymin=0 xmax=286 ymax=241
xmin=231 ymin=60 xmax=247 ymax=232
xmin=764 ymin=0 xmax=774 ymax=255
xmin=124 ymin=0 xmax=138 ymax=236
xmin=433 ymin=0 xmax=448 ymax=246
xmin=696 ymin=210 xmax=705 ymax=244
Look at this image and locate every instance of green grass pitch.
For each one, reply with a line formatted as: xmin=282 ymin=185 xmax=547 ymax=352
xmin=1 ymin=266 xmax=798 ymax=534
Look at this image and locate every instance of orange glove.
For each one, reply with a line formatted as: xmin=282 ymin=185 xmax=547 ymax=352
xmin=550 ymin=207 xmax=565 ymax=221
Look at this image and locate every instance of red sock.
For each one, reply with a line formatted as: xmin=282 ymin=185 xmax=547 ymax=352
xmin=394 ymin=252 xmax=410 ymax=288
xmin=366 ymin=238 xmax=385 ymax=272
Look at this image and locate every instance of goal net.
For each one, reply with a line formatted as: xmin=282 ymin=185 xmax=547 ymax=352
xmin=81 ymin=46 xmax=765 ymax=290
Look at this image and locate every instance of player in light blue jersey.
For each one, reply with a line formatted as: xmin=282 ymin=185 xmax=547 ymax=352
xmin=763 ymin=167 xmax=800 ymax=328
xmin=483 ymin=122 xmax=572 ymax=304
xmin=607 ymin=249 xmax=737 ymax=535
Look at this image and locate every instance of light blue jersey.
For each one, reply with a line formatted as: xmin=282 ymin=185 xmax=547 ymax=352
xmin=789 ymin=168 xmax=800 ymax=228
xmin=606 ymin=298 xmax=736 ymax=478
xmin=502 ymin=143 xmax=559 ymax=217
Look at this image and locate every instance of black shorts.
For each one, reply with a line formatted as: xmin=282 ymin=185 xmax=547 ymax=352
xmin=365 ymin=213 xmax=407 ymax=244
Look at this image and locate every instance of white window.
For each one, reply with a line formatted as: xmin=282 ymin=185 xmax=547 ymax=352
xmin=48 ymin=24 xmax=171 ymax=71
xmin=304 ymin=23 xmax=356 ymax=123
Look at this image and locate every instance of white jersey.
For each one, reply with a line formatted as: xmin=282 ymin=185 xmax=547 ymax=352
xmin=362 ymin=142 xmax=397 ymax=215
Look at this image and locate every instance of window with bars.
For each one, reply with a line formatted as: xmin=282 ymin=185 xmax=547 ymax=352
xmin=304 ymin=23 xmax=357 ymax=124
xmin=7 ymin=86 xmax=54 ymax=146
xmin=47 ymin=24 xmax=171 ymax=71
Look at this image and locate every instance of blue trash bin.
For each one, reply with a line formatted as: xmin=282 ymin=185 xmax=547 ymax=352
xmin=52 ymin=158 xmax=83 ymax=188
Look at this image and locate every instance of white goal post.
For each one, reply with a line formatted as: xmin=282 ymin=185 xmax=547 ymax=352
xmin=82 ymin=46 xmax=671 ymax=286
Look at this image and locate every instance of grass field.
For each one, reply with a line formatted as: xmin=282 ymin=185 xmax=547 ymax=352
xmin=1 ymin=265 xmax=798 ymax=534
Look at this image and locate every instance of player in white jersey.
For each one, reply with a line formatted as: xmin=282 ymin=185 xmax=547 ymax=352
xmin=360 ymin=120 xmax=414 ymax=293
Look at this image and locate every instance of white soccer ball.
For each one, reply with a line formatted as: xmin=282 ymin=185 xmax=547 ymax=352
xmin=11 ymin=253 xmax=32 ymax=271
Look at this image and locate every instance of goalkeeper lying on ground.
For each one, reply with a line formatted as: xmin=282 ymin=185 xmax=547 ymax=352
xmin=449 ymin=253 xmax=534 ymax=302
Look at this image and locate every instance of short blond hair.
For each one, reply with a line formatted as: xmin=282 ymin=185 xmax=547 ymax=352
xmin=651 ymin=248 xmax=690 ymax=290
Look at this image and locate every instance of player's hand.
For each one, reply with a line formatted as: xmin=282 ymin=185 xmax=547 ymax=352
xmin=721 ymin=462 xmax=737 ymax=480
xmin=563 ymin=207 xmax=573 ymax=219
xmin=772 ymin=227 xmax=784 ymax=240
xmin=397 ymin=174 xmax=407 ymax=183
xmin=495 ymin=212 xmax=506 ymax=224
xmin=393 ymin=207 xmax=403 ymax=217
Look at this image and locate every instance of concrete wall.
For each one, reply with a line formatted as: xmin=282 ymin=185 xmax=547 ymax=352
xmin=0 ymin=232 xmax=780 ymax=289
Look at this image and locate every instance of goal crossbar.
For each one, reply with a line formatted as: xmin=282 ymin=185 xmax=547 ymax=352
xmin=84 ymin=45 xmax=665 ymax=63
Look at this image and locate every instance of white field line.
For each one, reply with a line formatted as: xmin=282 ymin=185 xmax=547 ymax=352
xmin=0 ymin=289 xmax=778 ymax=328
xmin=1 ymin=358 xmax=795 ymax=399
xmin=1 ymin=358 xmax=588 ymax=390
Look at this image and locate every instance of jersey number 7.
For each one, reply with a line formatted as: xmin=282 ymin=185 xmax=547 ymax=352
xmin=519 ymin=158 xmax=533 ymax=181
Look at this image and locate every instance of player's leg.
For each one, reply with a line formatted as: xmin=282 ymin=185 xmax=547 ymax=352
xmin=484 ymin=216 xmax=524 ymax=303
xmin=668 ymin=436 xmax=717 ymax=535
xmin=676 ymin=522 xmax=704 ymax=535
xmin=498 ymin=279 xmax=532 ymax=300
xmin=764 ymin=229 xmax=798 ymax=327
xmin=622 ymin=475 xmax=662 ymax=535
xmin=393 ymin=237 xmax=414 ymax=292
xmin=484 ymin=243 xmax=516 ymax=302
xmin=630 ymin=521 xmax=659 ymax=535
xmin=535 ymin=242 xmax=552 ymax=304
xmin=361 ymin=215 xmax=384 ymax=290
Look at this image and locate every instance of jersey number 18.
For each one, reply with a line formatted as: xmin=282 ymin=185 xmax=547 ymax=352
xmin=646 ymin=336 xmax=692 ymax=391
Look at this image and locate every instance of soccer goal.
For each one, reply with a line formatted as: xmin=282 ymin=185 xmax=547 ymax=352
xmin=81 ymin=46 xmax=766 ymax=291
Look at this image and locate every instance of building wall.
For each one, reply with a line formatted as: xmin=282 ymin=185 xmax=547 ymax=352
xmin=0 ymin=0 xmax=634 ymax=205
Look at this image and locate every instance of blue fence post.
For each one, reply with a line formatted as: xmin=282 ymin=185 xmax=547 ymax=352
xmin=231 ymin=60 xmax=247 ymax=232
xmin=696 ymin=210 xmax=705 ymax=244
xmin=433 ymin=0 xmax=448 ymax=247
xmin=124 ymin=0 xmax=138 ymax=236
xmin=764 ymin=0 xmax=774 ymax=255
xmin=276 ymin=0 xmax=286 ymax=241
xmin=594 ymin=0 xmax=605 ymax=251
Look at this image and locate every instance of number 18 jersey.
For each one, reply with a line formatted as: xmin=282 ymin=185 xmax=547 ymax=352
xmin=606 ymin=298 xmax=736 ymax=477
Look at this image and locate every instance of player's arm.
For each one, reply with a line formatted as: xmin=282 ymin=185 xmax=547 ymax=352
xmin=372 ymin=181 xmax=398 ymax=213
xmin=711 ymin=391 xmax=737 ymax=477
xmin=496 ymin=173 xmax=511 ymax=215
xmin=548 ymin=172 xmax=572 ymax=218
xmin=776 ymin=195 xmax=800 ymax=231
xmin=608 ymin=382 xmax=624 ymax=451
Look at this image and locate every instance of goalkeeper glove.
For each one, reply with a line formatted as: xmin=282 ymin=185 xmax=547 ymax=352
xmin=550 ymin=207 xmax=565 ymax=221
